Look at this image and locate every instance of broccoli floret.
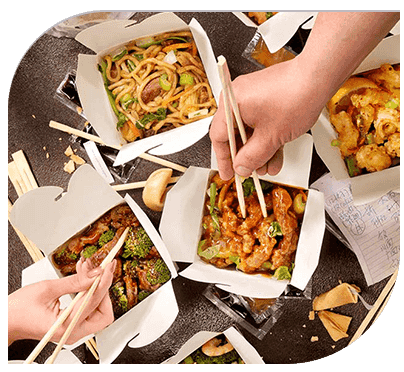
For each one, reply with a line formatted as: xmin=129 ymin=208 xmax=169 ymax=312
xmin=274 ymin=266 xmax=292 ymax=280
xmin=146 ymin=258 xmax=171 ymax=285
xmin=111 ymin=284 xmax=128 ymax=312
xmin=122 ymin=227 xmax=154 ymax=258
xmin=189 ymin=349 xmax=241 ymax=364
xmin=138 ymin=290 xmax=151 ymax=302
xmin=82 ymin=245 xmax=98 ymax=259
xmin=98 ymin=229 xmax=115 ymax=247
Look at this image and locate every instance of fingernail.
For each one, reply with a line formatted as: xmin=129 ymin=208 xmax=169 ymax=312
xmin=235 ymin=166 xmax=251 ymax=177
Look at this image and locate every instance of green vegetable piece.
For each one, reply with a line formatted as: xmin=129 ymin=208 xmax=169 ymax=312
xmin=261 ymin=261 xmax=272 ymax=270
xmin=274 ymin=266 xmax=292 ymax=281
xmin=122 ymin=227 xmax=154 ymax=258
xmin=138 ymin=290 xmax=151 ymax=302
xmin=127 ymin=59 xmax=136 ymax=72
xmin=345 ymin=155 xmax=362 ymax=177
xmin=183 ymin=356 xmax=194 ymax=364
xmin=189 ymin=349 xmax=241 ymax=364
xmin=135 ymin=107 xmax=167 ymax=129
xmin=209 ymin=182 xmax=217 ymax=213
xmin=242 ymin=178 xmax=255 ymax=197
xmin=82 ymin=245 xmax=98 ymax=259
xmin=179 ymin=73 xmax=194 ymax=86
xmin=132 ymin=53 xmax=144 ymax=61
xmin=266 ymin=12 xmax=275 ymax=19
xmin=268 ymin=221 xmax=282 ymax=238
xmin=385 ymin=98 xmax=399 ymax=109
xmin=331 ymin=139 xmax=341 ymax=147
xmin=98 ymin=230 xmax=115 ymax=247
xmin=198 ymin=244 xmax=220 ymax=260
xmin=159 ymin=73 xmax=172 ymax=91
xmin=229 ymin=255 xmax=241 ymax=268
xmin=146 ymin=258 xmax=171 ymax=285
xmin=112 ymin=48 xmax=128 ymax=62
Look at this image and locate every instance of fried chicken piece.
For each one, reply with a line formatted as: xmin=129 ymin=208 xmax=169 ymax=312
xmin=330 ymin=111 xmax=360 ymax=156
xmin=270 ymin=230 xmax=299 ymax=270
xmin=374 ymin=106 xmax=400 ymax=144
xmin=385 ymin=133 xmax=400 ymax=158
xmin=272 ymin=187 xmax=298 ymax=235
xmin=365 ymin=63 xmax=400 ymax=96
xmin=355 ymin=144 xmax=392 ymax=172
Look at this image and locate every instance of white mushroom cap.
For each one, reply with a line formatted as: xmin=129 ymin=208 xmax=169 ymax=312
xmin=142 ymin=168 xmax=173 ymax=212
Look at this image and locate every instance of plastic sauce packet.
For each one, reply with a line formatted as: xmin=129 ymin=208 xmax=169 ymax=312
xmin=242 ymin=31 xmax=296 ymax=69
xmin=203 ymin=284 xmax=284 ymax=340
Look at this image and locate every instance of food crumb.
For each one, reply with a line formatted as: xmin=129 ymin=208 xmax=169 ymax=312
xmin=32 ymin=114 xmax=36 ymax=119
xmin=77 ymin=107 xmax=83 ymax=115
xmin=70 ymin=154 xmax=86 ymax=165
xmin=331 ymin=345 xmax=336 ymax=349
xmin=59 ymin=138 xmax=62 ymax=141
xmin=302 ymin=324 xmax=306 ymax=328
xmin=64 ymin=145 xmax=74 ymax=157
xmin=309 ymin=311 xmax=315 ymax=320
xmin=311 ymin=336 xmax=319 ymax=342
xmin=43 ymin=146 xmax=46 ymax=151
xmin=46 ymin=153 xmax=50 ymax=159
xmin=63 ymin=159 xmax=75 ymax=174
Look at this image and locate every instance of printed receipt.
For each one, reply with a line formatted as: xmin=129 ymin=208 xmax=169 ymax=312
xmin=311 ymin=173 xmax=400 ymax=286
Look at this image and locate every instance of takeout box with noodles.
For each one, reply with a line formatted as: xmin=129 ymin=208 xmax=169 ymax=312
xmin=75 ymin=12 xmax=221 ymax=166
xmin=162 ymin=327 xmax=264 ymax=364
xmin=9 ymin=165 xmax=179 ymax=364
xmin=233 ymin=12 xmax=317 ymax=53
xmin=160 ymin=134 xmax=325 ymax=298
xmin=312 ymin=34 xmax=400 ymax=205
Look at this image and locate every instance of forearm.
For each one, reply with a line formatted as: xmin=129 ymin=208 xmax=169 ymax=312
xmin=297 ymin=12 xmax=399 ymax=107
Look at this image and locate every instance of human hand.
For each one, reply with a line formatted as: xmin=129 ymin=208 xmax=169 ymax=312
xmin=210 ymin=57 xmax=324 ymax=180
xmin=8 ymin=258 xmax=115 ymax=346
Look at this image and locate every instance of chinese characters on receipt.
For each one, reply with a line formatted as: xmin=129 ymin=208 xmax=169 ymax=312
xmin=311 ymin=173 xmax=400 ymax=286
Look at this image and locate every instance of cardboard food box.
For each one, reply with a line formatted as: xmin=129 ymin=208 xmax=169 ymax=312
xmin=162 ymin=326 xmax=264 ymax=364
xmin=75 ymin=12 xmax=221 ymax=167
xmin=9 ymin=165 xmax=179 ymax=364
xmin=233 ymin=12 xmax=316 ymax=53
xmin=311 ymin=34 xmax=400 ymax=205
xmin=160 ymin=134 xmax=325 ymax=299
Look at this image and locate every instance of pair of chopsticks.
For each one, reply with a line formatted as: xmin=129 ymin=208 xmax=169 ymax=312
xmin=348 ymin=268 xmax=398 ymax=345
xmin=49 ymin=120 xmax=187 ymax=173
xmin=25 ymin=227 xmax=130 ymax=364
xmin=8 ymin=150 xmax=99 ymax=361
xmin=217 ymin=56 xmax=267 ymax=219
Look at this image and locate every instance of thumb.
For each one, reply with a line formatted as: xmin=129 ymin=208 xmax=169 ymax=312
xmin=233 ymin=128 xmax=279 ymax=177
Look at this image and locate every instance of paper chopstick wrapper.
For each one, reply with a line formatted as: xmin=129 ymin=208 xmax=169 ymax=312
xmin=311 ymin=34 xmax=400 ymax=205
xmin=75 ymin=12 xmax=220 ymax=166
xmin=10 ymin=165 xmax=178 ymax=364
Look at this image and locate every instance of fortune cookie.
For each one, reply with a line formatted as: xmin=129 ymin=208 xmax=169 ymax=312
xmin=318 ymin=310 xmax=352 ymax=342
xmin=313 ymin=283 xmax=361 ymax=311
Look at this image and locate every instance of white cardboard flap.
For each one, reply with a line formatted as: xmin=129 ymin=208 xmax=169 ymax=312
xmin=211 ymin=133 xmax=314 ymax=190
xmin=75 ymin=12 xmax=220 ymax=162
xmin=233 ymin=12 xmax=316 ymax=53
xmin=14 ymin=165 xmax=179 ymax=363
xmin=162 ymin=327 xmax=264 ymax=364
xmin=311 ymin=34 xmax=400 ymax=204
xmin=97 ymin=280 xmax=178 ymax=364
xmin=160 ymin=166 xmax=325 ymax=298
xmin=9 ymin=164 xmax=122 ymax=255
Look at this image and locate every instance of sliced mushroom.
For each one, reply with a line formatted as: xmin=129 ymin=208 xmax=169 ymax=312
xmin=142 ymin=168 xmax=173 ymax=212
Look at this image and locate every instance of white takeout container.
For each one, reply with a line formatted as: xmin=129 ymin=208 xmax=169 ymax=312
xmin=75 ymin=12 xmax=221 ymax=166
xmin=162 ymin=326 xmax=264 ymax=364
xmin=160 ymin=134 xmax=325 ymax=299
xmin=311 ymin=34 xmax=400 ymax=205
xmin=9 ymin=164 xmax=179 ymax=364
xmin=233 ymin=12 xmax=317 ymax=53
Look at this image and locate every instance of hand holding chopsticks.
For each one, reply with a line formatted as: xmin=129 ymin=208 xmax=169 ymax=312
xmin=217 ymin=56 xmax=267 ymax=218
xmin=24 ymin=227 xmax=129 ymax=364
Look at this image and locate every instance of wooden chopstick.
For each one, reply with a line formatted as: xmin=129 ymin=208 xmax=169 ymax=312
xmin=217 ymin=56 xmax=267 ymax=218
xmin=26 ymin=226 xmax=130 ymax=364
xmin=112 ymin=176 xmax=180 ymax=191
xmin=348 ymin=269 xmax=398 ymax=345
xmin=8 ymin=149 xmax=99 ymax=361
xmin=49 ymin=120 xmax=187 ymax=173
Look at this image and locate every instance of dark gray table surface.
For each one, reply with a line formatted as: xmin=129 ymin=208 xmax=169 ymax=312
xmin=8 ymin=11 xmax=394 ymax=364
